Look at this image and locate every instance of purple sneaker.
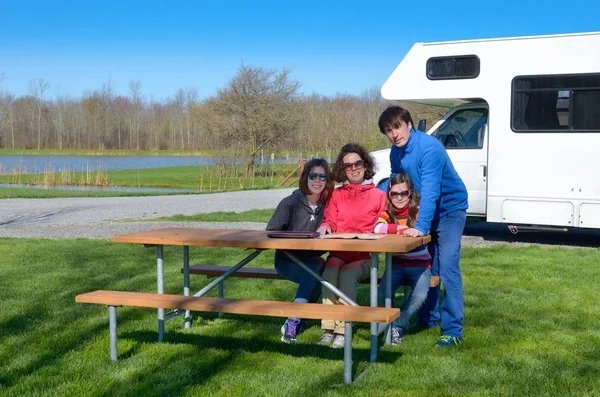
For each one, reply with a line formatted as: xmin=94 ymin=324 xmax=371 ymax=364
xmin=391 ymin=324 xmax=403 ymax=345
xmin=281 ymin=318 xmax=304 ymax=343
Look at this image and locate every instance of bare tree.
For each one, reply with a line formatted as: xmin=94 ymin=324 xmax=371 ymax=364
xmin=128 ymin=80 xmax=143 ymax=149
xmin=0 ymin=73 xmax=15 ymax=147
xmin=213 ymin=63 xmax=302 ymax=175
xmin=28 ymin=78 xmax=50 ymax=149
xmin=53 ymin=84 xmax=65 ymax=149
xmin=185 ymin=87 xmax=199 ymax=148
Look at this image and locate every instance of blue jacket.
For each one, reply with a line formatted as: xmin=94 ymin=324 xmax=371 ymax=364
xmin=389 ymin=129 xmax=468 ymax=235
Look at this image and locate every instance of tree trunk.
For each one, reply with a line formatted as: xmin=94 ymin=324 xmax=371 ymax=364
xmin=246 ymin=157 xmax=255 ymax=177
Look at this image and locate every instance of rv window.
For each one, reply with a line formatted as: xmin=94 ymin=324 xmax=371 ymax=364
xmin=512 ymin=73 xmax=600 ymax=132
xmin=432 ymin=108 xmax=488 ymax=149
xmin=427 ymin=56 xmax=480 ymax=80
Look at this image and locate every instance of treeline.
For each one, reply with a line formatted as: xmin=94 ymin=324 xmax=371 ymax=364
xmin=0 ymin=65 xmax=447 ymax=170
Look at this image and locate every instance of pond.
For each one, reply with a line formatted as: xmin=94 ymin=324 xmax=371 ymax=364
xmin=0 ymin=183 xmax=197 ymax=193
xmin=0 ymin=154 xmax=301 ymax=174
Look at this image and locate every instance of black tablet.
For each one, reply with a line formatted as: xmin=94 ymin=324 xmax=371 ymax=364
xmin=266 ymin=231 xmax=320 ymax=239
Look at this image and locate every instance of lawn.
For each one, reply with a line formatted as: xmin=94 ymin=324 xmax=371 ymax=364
xmin=151 ymin=209 xmax=276 ymax=223
xmin=0 ymin=239 xmax=599 ymax=396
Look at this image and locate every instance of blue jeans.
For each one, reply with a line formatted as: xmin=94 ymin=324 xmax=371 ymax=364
xmin=378 ymin=266 xmax=431 ymax=331
xmin=274 ymin=250 xmax=325 ymax=303
xmin=418 ymin=209 xmax=466 ymax=339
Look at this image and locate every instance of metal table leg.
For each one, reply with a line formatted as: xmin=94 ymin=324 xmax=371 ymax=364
xmin=183 ymin=246 xmax=191 ymax=329
xmin=282 ymin=251 xmax=357 ymax=306
xmin=344 ymin=321 xmax=353 ymax=385
xmin=109 ymin=305 xmax=118 ymax=361
xmin=193 ymin=250 xmax=262 ymax=297
xmin=369 ymin=253 xmax=378 ymax=362
xmin=157 ymin=245 xmax=164 ymax=342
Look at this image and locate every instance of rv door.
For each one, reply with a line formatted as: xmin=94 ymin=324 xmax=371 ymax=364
xmin=429 ymin=106 xmax=489 ymax=216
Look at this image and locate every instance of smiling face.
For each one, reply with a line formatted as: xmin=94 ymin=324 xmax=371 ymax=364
xmin=389 ymin=182 xmax=411 ymax=209
xmin=307 ymin=166 xmax=327 ymax=196
xmin=384 ymin=120 xmax=412 ymax=148
xmin=342 ymin=152 xmax=365 ymax=184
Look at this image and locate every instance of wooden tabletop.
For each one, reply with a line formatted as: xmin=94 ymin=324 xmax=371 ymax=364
xmin=112 ymin=228 xmax=430 ymax=253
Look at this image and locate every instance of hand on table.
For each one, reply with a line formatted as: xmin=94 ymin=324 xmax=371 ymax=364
xmin=317 ymin=225 xmax=332 ymax=235
xmin=402 ymin=228 xmax=424 ymax=237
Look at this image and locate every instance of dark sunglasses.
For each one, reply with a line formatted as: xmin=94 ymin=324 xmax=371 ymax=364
xmin=308 ymin=172 xmax=327 ymax=181
xmin=343 ymin=160 xmax=365 ymax=171
xmin=389 ymin=190 xmax=411 ymax=199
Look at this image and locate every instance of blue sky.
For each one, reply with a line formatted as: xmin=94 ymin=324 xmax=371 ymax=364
xmin=1 ymin=0 xmax=598 ymax=101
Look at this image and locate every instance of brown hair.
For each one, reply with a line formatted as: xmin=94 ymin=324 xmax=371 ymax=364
xmin=378 ymin=105 xmax=414 ymax=134
xmin=386 ymin=172 xmax=420 ymax=228
xmin=331 ymin=143 xmax=377 ymax=183
xmin=299 ymin=158 xmax=334 ymax=202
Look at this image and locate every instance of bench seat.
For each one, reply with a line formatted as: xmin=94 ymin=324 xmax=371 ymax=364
xmin=185 ymin=264 xmax=383 ymax=284
xmin=76 ymin=289 xmax=400 ymax=385
xmin=76 ymin=290 xmax=399 ymax=323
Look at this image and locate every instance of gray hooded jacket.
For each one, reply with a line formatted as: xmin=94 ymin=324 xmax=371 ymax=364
xmin=266 ymin=189 xmax=325 ymax=232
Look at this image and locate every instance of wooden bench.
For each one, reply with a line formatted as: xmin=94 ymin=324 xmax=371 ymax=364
xmin=184 ymin=264 xmax=383 ymax=283
xmin=76 ymin=290 xmax=400 ymax=385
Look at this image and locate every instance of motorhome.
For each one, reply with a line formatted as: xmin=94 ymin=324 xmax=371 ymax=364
xmin=373 ymin=31 xmax=600 ymax=232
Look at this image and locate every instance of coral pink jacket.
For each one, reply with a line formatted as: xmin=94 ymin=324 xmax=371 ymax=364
xmin=320 ymin=182 xmax=386 ymax=262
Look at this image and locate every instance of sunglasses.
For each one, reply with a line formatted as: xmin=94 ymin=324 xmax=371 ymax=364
xmin=389 ymin=190 xmax=411 ymax=199
xmin=308 ymin=172 xmax=327 ymax=181
xmin=343 ymin=160 xmax=365 ymax=171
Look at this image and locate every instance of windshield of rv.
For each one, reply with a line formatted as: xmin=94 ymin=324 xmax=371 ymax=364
xmin=431 ymin=108 xmax=489 ymax=149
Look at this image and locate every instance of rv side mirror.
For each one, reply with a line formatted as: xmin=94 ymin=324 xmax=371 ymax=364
xmin=417 ymin=119 xmax=427 ymax=132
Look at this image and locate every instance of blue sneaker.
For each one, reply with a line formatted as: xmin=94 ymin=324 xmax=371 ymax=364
xmin=281 ymin=318 xmax=304 ymax=343
xmin=435 ymin=335 xmax=462 ymax=347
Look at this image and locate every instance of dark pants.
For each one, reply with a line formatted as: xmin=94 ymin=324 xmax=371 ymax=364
xmin=274 ymin=250 xmax=325 ymax=303
xmin=418 ymin=209 xmax=466 ymax=339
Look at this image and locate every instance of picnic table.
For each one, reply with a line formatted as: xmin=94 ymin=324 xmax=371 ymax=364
xmin=79 ymin=227 xmax=430 ymax=384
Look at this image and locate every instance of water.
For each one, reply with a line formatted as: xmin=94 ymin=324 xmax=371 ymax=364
xmin=0 ymin=154 xmax=299 ymax=174
xmin=0 ymin=183 xmax=197 ymax=193
xmin=0 ymin=154 xmax=307 ymax=192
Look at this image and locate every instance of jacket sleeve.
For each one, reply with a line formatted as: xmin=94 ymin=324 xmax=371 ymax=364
xmin=266 ymin=198 xmax=292 ymax=231
xmin=414 ymin=144 xmax=444 ymax=235
xmin=320 ymin=190 xmax=339 ymax=232
xmin=374 ymin=210 xmax=399 ymax=234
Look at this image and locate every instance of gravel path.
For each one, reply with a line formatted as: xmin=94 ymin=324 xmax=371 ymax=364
xmin=0 ymin=189 xmax=294 ymax=239
xmin=1 ymin=188 xmax=598 ymax=248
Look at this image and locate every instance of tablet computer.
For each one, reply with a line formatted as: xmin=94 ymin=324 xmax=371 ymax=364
xmin=266 ymin=231 xmax=320 ymax=239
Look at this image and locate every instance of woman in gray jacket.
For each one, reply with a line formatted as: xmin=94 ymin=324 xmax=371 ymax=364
xmin=266 ymin=158 xmax=333 ymax=343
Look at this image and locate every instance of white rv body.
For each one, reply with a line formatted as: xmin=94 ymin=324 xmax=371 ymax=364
xmin=376 ymin=32 xmax=600 ymax=229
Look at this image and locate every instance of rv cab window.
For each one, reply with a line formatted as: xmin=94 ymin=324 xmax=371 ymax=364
xmin=431 ymin=108 xmax=488 ymax=149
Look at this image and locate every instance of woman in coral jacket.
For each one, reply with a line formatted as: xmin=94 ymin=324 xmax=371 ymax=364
xmin=316 ymin=143 xmax=387 ymax=348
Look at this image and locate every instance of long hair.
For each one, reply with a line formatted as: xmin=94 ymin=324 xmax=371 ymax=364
xmin=299 ymin=158 xmax=334 ymax=202
xmin=386 ymin=172 xmax=419 ymax=228
xmin=331 ymin=143 xmax=377 ymax=183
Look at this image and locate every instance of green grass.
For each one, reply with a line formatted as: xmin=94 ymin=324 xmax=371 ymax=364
xmin=153 ymin=209 xmax=276 ymax=223
xmin=1 ymin=239 xmax=599 ymax=396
